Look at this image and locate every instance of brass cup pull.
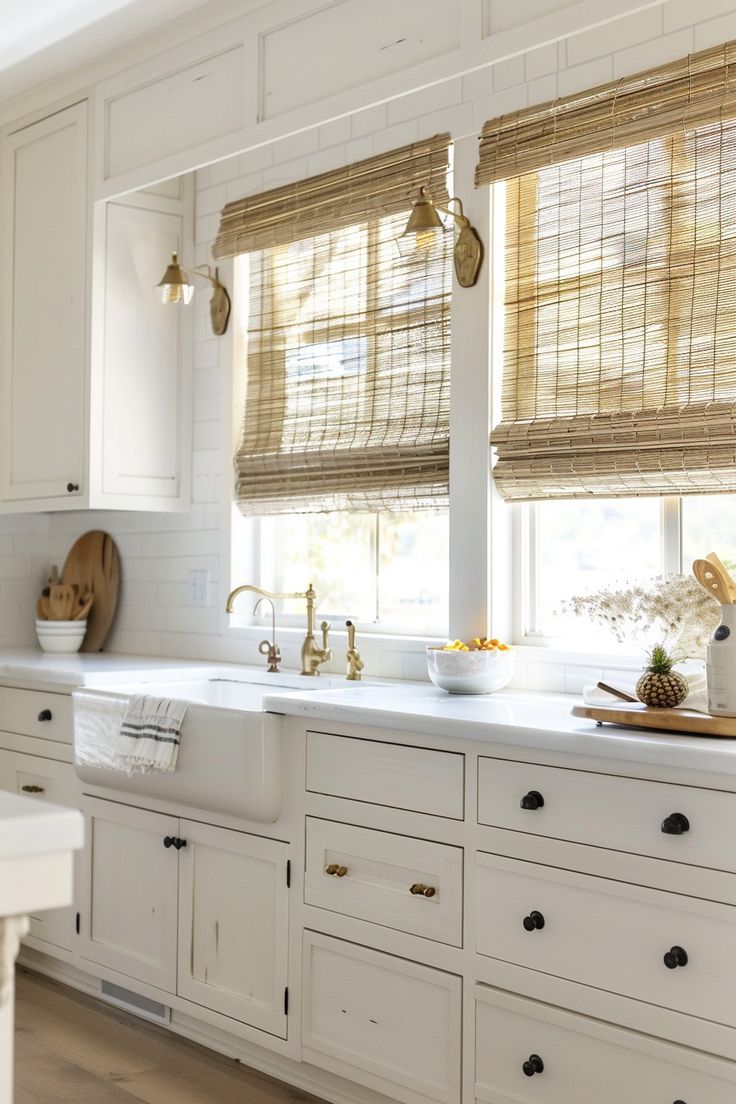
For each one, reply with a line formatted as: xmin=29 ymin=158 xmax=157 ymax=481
xmin=410 ymin=883 xmax=437 ymax=897
xmin=325 ymin=864 xmax=339 ymax=875
xmin=21 ymin=784 xmax=45 ymax=794
xmin=335 ymin=865 xmax=348 ymax=877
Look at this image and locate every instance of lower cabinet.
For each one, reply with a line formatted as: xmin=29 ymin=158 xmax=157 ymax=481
xmin=79 ymin=797 xmax=289 ymax=1037
xmin=302 ymin=931 xmax=462 ymax=1104
xmin=475 ymin=985 xmax=736 ymax=1103
xmin=0 ymin=748 xmax=80 ymax=954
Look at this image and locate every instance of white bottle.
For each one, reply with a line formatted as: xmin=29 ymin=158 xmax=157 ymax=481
xmin=706 ymin=604 xmax=736 ymax=716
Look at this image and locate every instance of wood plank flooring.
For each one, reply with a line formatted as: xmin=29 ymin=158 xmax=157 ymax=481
xmin=14 ymin=969 xmax=323 ymax=1104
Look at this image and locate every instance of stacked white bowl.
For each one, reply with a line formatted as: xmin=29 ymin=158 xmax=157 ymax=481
xmin=36 ymin=619 xmax=88 ymax=653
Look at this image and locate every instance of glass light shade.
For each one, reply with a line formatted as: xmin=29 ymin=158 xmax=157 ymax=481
xmin=155 ymin=252 xmax=195 ymax=305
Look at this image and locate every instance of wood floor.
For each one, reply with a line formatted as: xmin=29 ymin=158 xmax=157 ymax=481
xmin=14 ymin=969 xmax=323 ymax=1104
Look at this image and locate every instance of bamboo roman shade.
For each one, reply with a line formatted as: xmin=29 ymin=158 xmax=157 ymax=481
xmin=220 ymin=135 xmax=453 ymax=515
xmin=480 ymin=41 xmax=736 ymax=501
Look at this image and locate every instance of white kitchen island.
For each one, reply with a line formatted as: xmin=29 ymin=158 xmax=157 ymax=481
xmin=0 ymin=792 xmax=83 ymax=1103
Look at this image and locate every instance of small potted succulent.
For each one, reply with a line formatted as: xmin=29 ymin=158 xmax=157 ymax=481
xmin=635 ymin=643 xmax=689 ymax=708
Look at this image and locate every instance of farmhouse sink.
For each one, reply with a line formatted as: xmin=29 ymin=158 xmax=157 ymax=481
xmin=72 ymin=670 xmax=332 ymax=823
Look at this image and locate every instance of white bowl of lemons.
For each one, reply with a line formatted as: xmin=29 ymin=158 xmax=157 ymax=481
xmin=426 ymin=638 xmax=514 ymax=695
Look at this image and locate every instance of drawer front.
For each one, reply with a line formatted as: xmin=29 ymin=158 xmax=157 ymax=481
xmin=0 ymin=687 xmax=73 ymax=743
xmin=303 ymin=931 xmax=461 ymax=1104
xmin=0 ymin=748 xmax=80 ymax=951
xmin=476 ymin=852 xmax=736 ymax=1027
xmin=475 ymin=985 xmax=736 ymax=1104
xmin=306 ymin=731 xmax=464 ymax=820
xmin=478 ymin=756 xmax=736 ymax=872
xmin=305 ymin=818 xmax=463 ymax=946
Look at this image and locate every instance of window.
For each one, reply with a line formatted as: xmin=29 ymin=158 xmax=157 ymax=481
xmin=222 ymin=136 xmax=452 ymax=638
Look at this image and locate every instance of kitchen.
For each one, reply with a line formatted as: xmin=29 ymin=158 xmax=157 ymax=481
xmin=1 ymin=1 xmax=736 ymax=1102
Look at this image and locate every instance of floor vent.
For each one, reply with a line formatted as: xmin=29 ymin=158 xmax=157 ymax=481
xmin=100 ymin=980 xmax=170 ymax=1025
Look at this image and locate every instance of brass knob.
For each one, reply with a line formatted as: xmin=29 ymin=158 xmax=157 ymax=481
xmin=21 ymin=784 xmax=45 ymax=794
xmin=335 ymin=865 xmax=348 ymax=877
xmin=325 ymin=864 xmax=339 ymax=875
xmin=423 ymin=885 xmax=436 ymax=898
xmin=410 ymin=883 xmax=436 ymax=897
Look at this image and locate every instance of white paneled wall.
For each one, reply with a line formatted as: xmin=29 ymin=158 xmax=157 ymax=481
xmin=6 ymin=0 xmax=735 ymax=685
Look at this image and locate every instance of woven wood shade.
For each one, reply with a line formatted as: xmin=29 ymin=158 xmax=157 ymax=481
xmin=214 ymin=135 xmax=450 ymax=257
xmin=492 ymin=113 xmax=736 ymax=501
xmin=231 ymin=139 xmax=452 ymax=515
xmin=476 ymin=40 xmax=736 ymax=186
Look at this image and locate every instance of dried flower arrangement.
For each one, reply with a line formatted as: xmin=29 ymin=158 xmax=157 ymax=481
xmin=562 ymin=574 xmax=719 ymax=661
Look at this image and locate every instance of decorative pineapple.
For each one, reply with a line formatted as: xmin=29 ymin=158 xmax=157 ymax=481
xmin=636 ymin=644 xmax=689 ymax=708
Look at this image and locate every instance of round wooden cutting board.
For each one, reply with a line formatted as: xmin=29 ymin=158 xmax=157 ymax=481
xmin=62 ymin=531 xmax=120 ymax=652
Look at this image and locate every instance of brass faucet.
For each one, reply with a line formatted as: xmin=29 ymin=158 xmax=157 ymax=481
xmin=253 ymin=596 xmax=280 ymax=672
xmin=345 ymin=620 xmax=364 ymax=681
xmin=225 ymin=583 xmax=332 ymax=676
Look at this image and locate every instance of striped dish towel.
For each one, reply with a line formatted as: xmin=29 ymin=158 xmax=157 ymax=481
xmin=118 ymin=695 xmax=190 ymax=774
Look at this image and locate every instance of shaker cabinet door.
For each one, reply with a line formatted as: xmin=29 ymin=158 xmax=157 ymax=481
xmin=0 ymin=102 xmax=87 ymax=505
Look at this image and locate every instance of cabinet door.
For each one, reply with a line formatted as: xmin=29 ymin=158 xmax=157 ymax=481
xmin=95 ymin=199 xmax=190 ymax=508
xmin=79 ymin=797 xmax=178 ymax=993
xmin=177 ymin=820 xmax=289 ymax=1037
xmin=0 ymin=102 xmax=87 ymax=504
xmin=0 ymin=748 xmax=80 ymax=953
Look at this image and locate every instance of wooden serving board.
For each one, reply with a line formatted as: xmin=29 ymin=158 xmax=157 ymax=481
xmin=572 ymin=702 xmax=736 ymax=738
xmin=62 ymin=531 xmax=120 ymax=652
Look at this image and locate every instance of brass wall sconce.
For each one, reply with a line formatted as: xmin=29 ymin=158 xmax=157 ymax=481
xmin=155 ymin=251 xmax=231 ymax=335
xmin=400 ymin=187 xmax=483 ymax=288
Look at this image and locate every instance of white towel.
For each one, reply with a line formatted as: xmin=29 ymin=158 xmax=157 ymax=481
xmin=73 ymin=691 xmax=189 ymax=776
xmin=583 ymin=669 xmax=710 ymax=714
xmin=118 ymin=695 xmax=189 ymax=774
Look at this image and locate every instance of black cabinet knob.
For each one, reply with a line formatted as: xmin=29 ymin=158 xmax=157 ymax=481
xmin=520 ymin=790 xmax=544 ymax=810
xmin=522 ymin=1054 xmax=544 ymax=1077
xmin=66 ymin=482 xmax=79 ymax=493
xmin=37 ymin=709 xmax=52 ymax=722
xmin=672 ymin=1100 xmax=687 ymax=1103
xmin=163 ymin=836 xmax=175 ymax=848
xmin=173 ymin=837 xmax=187 ymax=850
xmin=522 ymin=910 xmax=545 ymax=932
xmin=663 ymin=945 xmax=688 ymax=969
xmin=661 ymin=813 xmax=690 ymax=835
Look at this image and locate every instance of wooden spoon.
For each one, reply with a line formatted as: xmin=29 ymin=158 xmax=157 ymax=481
xmin=48 ymin=583 xmax=78 ymax=620
xmin=706 ymin=552 xmax=736 ymax=602
xmin=693 ymin=558 xmax=733 ymax=604
xmin=73 ymin=594 xmax=95 ymax=622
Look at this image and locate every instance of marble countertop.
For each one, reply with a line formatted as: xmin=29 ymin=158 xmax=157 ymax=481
xmin=0 ymin=648 xmax=228 ymax=689
xmin=263 ymin=683 xmax=736 ymax=776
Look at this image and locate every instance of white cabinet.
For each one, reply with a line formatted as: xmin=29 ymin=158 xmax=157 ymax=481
xmin=0 ymin=103 xmax=192 ymax=513
xmin=0 ymin=102 xmax=87 ymax=506
xmin=0 ymin=748 xmax=81 ymax=954
xmin=302 ymin=931 xmax=462 ymax=1104
xmin=79 ymin=797 xmax=289 ymax=1036
xmin=177 ymin=819 xmax=288 ymax=1036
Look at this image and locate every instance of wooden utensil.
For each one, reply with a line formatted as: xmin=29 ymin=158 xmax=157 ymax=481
xmin=596 ymin=681 xmax=637 ymax=703
xmin=48 ymin=583 xmax=78 ymax=620
xmin=36 ymin=596 xmax=50 ymax=621
xmin=706 ymin=552 xmax=736 ymax=602
xmin=572 ymin=702 xmax=736 ymax=738
xmin=693 ymin=558 xmax=733 ymax=604
xmin=73 ymin=593 xmax=95 ymax=622
xmin=61 ymin=531 xmax=120 ymax=651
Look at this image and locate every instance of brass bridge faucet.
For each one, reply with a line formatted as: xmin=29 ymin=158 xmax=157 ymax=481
xmin=225 ymin=583 xmax=332 ymax=676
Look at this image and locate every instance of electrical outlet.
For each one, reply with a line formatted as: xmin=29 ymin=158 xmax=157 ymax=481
xmin=187 ymin=569 xmax=209 ymax=607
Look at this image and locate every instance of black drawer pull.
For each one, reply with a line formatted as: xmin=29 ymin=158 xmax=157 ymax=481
xmin=37 ymin=709 xmax=52 ymax=722
xmin=663 ymin=945 xmax=688 ymax=969
xmin=522 ymin=910 xmax=545 ymax=932
xmin=66 ymin=482 xmax=79 ymax=493
xmin=163 ymin=836 xmax=175 ymax=848
xmin=520 ymin=790 xmax=544 ymax=811
xmin=173 ymin=837 xmax=187 ymax=850
xmin=661 ymin=813 xmax=689 ymax=835
xmin=522 ymin=1054 xmax=544 ymax=1077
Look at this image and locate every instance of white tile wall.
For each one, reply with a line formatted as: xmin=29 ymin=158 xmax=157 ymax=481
xmin=0 ymin=1 xmax=725 ymax=688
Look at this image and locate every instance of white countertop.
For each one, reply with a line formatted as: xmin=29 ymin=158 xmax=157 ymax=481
xmin=0 ymin=790 xmax=83 ymax=861
xmin=263 ymin=683 xmax=736 ymax=776
xmin=0 ymin=648 xmax=227 ymax=689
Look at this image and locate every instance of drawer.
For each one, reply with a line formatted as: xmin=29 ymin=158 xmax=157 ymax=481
xmin=0 ymin=748 xmax=80 ymax=952
xmin=305 ymin=818 xmax=463 ymax=946
xmin=306 ymin=731 xmax=464 ymax=819
xmin=0 ymin=687 xmax=73 ymax=743
xmin=475 ymin=985 xmax=736 ymax=1104
xmin=302 ymin=931 xmax=461 ymax=1104
xmin=478 ymin=756 xmax=736 ymax=872
xmin=476 ymin=852 xmax=736 ymax=1027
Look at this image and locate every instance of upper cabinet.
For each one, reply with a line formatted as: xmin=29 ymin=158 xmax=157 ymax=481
xmin=0 ymin=101 xmax=192 ymax=513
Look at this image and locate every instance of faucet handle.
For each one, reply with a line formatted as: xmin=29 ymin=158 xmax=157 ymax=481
xmin=320 ymin=620 xmax=332 ymax=655
xmin=346 ymin=620 xmax=364 ymax=681
xmin=258 ymin=639 xmax=281 ymax=673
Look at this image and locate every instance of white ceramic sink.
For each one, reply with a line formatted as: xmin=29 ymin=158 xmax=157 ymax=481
xmin=73 ymin=670 xmax=334 ymax=823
